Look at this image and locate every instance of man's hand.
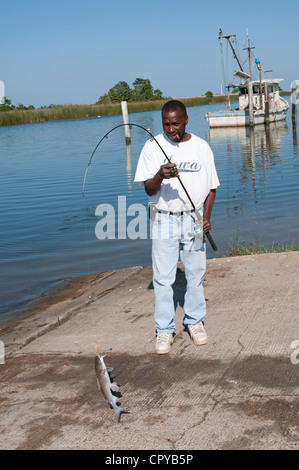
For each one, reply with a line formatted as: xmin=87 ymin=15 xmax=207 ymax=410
xmin=203 ymin=189 xmax=216 ymax=233
xmin=145 ymin=164 xmax=178 ymax=196
xmin=158 ymin=163 xmax=178 ymax=180
xmin=203 ymin=216 xmax=211 ymax=233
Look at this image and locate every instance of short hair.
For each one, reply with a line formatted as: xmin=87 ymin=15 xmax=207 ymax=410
xmin=162 ymin=100 xmax=187 ymax=117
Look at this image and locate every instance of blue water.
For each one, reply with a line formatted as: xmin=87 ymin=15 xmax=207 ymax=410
xmin=1 ymin=98 xmax=298 ymax=326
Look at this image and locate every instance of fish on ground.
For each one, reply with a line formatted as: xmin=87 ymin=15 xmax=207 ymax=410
xmin=94 ymin=346 xmax=129 ymax=422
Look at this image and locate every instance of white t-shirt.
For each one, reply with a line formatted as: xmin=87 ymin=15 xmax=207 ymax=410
xmin=134 ymin=133 xmax=220 ymax=212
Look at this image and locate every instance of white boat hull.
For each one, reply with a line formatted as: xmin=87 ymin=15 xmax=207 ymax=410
xmin=205 ymin=106 xmax=289 ymax=128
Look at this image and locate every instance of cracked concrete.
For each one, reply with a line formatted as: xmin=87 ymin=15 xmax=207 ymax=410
xmin=0 ymin=252 xmax=299 ymax=450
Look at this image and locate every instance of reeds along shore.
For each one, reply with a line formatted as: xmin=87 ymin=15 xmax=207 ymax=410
xmin=0 ymin=95 xmax=239 ymax=127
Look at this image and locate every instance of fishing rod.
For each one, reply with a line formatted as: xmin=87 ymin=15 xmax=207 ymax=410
xmin=82 ymin=123 xmax=217 ymax=251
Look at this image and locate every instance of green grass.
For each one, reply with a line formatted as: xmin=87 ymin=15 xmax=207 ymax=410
xmin=218 ymin=237 xmax=299 ymax=257
xmin=0 ymin=94 xmax=239 ymax=127
xmin=0 ymin=103 xmax=123 ymax=126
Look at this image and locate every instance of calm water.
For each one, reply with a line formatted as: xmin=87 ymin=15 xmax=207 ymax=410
xmin=1 ymin=98 xmax=298 ymax=326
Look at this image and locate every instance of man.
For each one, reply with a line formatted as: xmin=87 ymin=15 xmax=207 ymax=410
xmin=134 ymin=100 xmax=219 ymax=354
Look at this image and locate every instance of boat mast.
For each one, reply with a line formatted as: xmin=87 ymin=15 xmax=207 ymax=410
xmin=245 ymin=31 xmax=255 ymax=125
xmin=244 ymin=30 xmax=255 ymax=79
xmin=220 ymin=33 xmax=244 ymax=72
xmin=219 ymin=30 xmax=254 ymax=124
xmin=219 ymin=31 xmax=243 ymax=110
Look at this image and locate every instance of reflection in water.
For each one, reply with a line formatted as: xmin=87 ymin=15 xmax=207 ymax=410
xmin=208 ymin=121 xmax=290 ymax=217
xmin=292 ymin=105 xmax=297 ymax=147
xmin=126 ymin=141 xmax=133 ymax=192
xmin=126 ymin=142 xmax=132 ymax=172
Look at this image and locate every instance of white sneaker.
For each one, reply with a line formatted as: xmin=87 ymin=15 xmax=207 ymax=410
xmin=155 ymin=332 xmax=174 ymax=354
xmin=188 ymin=322 xmax=208 ymax=345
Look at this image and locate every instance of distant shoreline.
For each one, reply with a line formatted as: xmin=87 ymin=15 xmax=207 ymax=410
xmin=1 ymin=91 xmax=292 ymax=127
xmin=0 ymin=94 xmax=240 ymax=127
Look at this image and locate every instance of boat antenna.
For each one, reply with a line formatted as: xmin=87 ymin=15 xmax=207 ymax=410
xmin=243 ymin=29 xmax=255 ymax=79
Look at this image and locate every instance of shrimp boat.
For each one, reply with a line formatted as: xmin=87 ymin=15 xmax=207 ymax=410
xmin=205 ymin=32 xmax=289 ymax=128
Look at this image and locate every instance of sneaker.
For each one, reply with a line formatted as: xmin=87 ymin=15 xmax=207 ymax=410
xmin=188 ymin=322 xmax=208 ymax=345
xmin=155 ymin=332 xmax=174 ymax=354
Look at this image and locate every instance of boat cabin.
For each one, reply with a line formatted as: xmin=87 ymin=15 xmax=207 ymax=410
xmin=238 ymin=79 xmax=284 ymax=110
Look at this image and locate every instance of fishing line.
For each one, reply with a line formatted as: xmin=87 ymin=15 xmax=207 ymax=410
xmin=82 ymin=123 xmax=217 ymax=251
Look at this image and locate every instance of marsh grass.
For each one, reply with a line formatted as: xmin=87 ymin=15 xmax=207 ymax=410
xmin=218 ymin=237 xmax=299 ymax=257
xmin=0 ymin=103 xmax=123 ymax=126
xmin=0 ymin=94 xmax=238 ymax=126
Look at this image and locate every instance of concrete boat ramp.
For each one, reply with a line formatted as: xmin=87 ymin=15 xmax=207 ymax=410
xmin=1 ymin=252 xmax=298 ymax=451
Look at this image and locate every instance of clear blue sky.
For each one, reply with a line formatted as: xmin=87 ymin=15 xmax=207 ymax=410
xmin=1 ymin=0 xmax=298 ymax=108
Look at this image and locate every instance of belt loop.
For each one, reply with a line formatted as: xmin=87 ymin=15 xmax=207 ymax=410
xmin=149 ymin=204 xmax=158 ymax=220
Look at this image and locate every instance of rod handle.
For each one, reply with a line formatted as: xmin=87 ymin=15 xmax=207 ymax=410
xmin=206 ymin=231 xmax=218 ymax=251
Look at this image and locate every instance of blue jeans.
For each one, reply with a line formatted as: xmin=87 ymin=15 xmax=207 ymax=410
xmin=151 ymin=210 xmax=206 ymax=333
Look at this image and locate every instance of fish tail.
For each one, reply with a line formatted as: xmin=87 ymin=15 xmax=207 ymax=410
xmin=114 ymin=406 xmax=129 ymax=422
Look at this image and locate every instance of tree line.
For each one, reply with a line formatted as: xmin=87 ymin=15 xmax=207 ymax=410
xmin=0 ymin=78 xmax=167 ymax=111
xmin=0 ymin=97 xmax=36 ymax=111
xmin=97 ymin=78 xmax=168 ymax=104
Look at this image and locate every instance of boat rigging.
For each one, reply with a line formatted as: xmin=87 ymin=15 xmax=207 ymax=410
xmin=206 ymin=30 xmax=289 ymax=127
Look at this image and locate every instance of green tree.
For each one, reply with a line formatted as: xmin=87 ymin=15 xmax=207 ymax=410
xmin=109 ymin=81 xmax=132 ymax=102
xmin=132 ymin=78 xmax=155 ymax=101
xmin=97 ymin=81 xmax=132 ymax=103
xmin=153 ymin=88 xmax=163 ymax=100
xmin=97 ymin=92 xmax=109 ymax=104
xmin=0 ymin=96 xmax=15 ymax=111
xmin=97 ymin=78 xmax=166 ymax=103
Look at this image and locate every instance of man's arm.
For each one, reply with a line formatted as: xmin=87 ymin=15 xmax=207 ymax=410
xmin=144 ymin=164 xmax=178 ymax=196
xmin=203 ymin=189 xmax=216 ymax=233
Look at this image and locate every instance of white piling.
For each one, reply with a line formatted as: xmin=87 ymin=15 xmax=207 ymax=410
xmin=0 ymin=80 xmax=5 ymax=104
xmin=121 ymin=101 xmax=131 ymax=146
xmin=248 ymin=81 xmax=254 ymax=126
xmin=121 ymin=101 xmax=132 ymax=171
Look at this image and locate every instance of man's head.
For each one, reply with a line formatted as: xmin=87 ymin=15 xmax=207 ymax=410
xmin=161 ymin=100 xmax=189 ymax=143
